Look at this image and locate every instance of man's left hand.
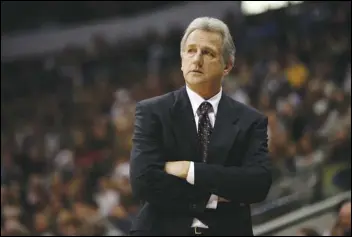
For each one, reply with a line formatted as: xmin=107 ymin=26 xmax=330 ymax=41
xmin=164 ymin=161 xmax=190 ymax=179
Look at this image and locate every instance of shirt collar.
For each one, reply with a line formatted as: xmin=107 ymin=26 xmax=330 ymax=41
xmin=186 ymin=85 xmax=222 ymax=117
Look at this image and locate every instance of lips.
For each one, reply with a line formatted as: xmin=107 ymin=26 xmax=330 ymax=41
xmin=191 ymin=70 xmax=203 ymax=73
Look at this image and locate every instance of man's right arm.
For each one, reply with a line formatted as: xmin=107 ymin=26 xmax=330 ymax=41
xmin=129 ymin=101 xmax=210 ymax=215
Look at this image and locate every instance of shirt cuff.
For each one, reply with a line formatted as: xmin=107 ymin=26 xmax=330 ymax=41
xmin=186 ymin=161 xmax=195 ymax=185
xmin=206 ymin=194 xmax=219 ymax=209
xmin=186 ymin=162 xmax=218 ymax=209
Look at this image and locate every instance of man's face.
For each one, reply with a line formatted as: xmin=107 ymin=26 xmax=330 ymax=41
xmin=339 ymin=202 xmax=351 ymax=229
xmin=181 ymin=29 xmax=230 ymax=88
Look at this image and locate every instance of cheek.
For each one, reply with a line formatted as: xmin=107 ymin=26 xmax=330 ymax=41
xmin=208 ymin=64 xmax=223 ymax=74
xmin=181 ymin=61 xmax=185 ymax=70
xmin=181 ymin=59 xmax=189 ymax=68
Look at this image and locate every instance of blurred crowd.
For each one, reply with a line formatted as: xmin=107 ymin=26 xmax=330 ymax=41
xmin=1 ymin=1 xmax=183 ymax=34
xmin=1 ymin=1 xmax=351 ymax=236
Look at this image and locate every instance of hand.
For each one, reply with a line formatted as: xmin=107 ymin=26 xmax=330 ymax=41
xmin=218 ymin=197 xmax=230 ymax=203
xmin=164 ymin=161 xmax=190 ymax=179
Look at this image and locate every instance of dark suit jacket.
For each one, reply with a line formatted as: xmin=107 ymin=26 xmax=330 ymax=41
xmin=129 ymin=86 xmax=272 ymax=236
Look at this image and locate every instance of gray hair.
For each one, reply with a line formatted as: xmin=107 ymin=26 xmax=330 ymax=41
xmin=180 ymin=17 xmax=236 ymax=66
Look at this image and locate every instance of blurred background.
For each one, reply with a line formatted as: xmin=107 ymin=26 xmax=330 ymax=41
xmin=1 ymin=1 xmax=351 ymax=236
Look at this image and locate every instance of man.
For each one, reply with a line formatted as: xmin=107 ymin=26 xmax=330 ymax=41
xmin=323 ymin=200 xmax=351 ymax=236
xmin=296 ymin=227 xmax=321 ymax=236
xmin=129 ymin=17 xmax=272 ymax=236
xmin=336 ymin=201 xmax=351 ymax=236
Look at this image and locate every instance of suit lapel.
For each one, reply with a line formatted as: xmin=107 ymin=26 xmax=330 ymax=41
xmin=170 ymin=87 xmax=201 ymax=162
xmin=207 ymin=93 xmax=241 ymax=164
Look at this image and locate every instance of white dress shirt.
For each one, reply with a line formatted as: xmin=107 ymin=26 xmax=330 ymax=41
xmin=185 ymin=85 xmax=222 ymax=228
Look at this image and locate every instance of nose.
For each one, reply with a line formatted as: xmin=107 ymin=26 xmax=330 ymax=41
xmin=192 ymin=50 xmax=203 ymax=66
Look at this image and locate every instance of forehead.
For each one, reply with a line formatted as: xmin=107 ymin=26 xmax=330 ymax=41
xmin=185 ymin=29 xmax=222 ymax=50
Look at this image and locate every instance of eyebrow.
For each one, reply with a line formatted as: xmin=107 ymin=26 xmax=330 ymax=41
xmin=186 ymin=44 xmax=217 ymax=53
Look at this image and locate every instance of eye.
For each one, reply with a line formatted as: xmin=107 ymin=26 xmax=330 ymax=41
xmin=202 ymin=50 xmax=214 ymax=57
xmin=187 ymin=48 xmax=197 ymax=53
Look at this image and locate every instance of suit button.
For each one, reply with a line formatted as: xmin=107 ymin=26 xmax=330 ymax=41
xmin=192 ymin=204 xmax=197 ymax=209
xmin=240 ymin=203 xmax=245 ymax=207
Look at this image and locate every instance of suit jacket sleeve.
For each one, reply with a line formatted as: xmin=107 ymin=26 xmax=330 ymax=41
xmin=130 ymin=101 xmax=211 ymax=214
xmin=193 ymin=117 xmax=272 ymax=203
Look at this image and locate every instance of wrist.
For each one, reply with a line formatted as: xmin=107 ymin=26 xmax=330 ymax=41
xmin=182 ymin=161 xmax=190 ymax=179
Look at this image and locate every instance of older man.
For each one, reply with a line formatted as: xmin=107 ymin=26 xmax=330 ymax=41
xmin=129 ymin=17 xmax=272 ymax=236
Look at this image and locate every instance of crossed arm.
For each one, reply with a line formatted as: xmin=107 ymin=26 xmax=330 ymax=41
xmin=129 ymin=102 xmax=272 ymax=215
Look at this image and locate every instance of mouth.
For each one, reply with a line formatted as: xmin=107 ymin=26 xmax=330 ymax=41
xmin=191 ymin=70 xmax=203 ymax=74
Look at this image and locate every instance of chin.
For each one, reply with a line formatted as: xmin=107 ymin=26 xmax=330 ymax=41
xmin=186 ymin=77 xmax=208 ymax=85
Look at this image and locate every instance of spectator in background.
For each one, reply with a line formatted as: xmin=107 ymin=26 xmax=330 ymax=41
xmin=324 ymin=201 xmax=351 ymax=236
xmin=285 ymin=54 xmax=309 ymax=93
xmin=261 ymin=60 xmax=292 ymax=108
xmin=297 ymin=227 xmax=321 ymax=236
xmin=337 ymin=201 xmax=351 ymax=236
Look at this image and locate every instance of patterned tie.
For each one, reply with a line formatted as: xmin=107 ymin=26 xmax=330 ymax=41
xmin=197 ymin=102 xmax=213 ymax=163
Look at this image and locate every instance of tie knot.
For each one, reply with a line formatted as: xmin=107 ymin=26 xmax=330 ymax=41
xmin=197 ymin=102 xmax=213 ymax=116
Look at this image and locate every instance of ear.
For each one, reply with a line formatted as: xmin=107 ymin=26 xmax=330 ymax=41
xmin=223 ymin=61 xmax=233 ymax=76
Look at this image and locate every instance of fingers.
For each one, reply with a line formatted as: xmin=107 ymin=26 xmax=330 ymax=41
xmin=218 ymin=197 xmax=230 ymax=203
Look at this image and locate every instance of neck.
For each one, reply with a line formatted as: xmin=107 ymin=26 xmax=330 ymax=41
xmin=186 ymin=83 xmax=221 ymax=100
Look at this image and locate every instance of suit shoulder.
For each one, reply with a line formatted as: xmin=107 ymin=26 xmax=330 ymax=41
xmin=137 ymin=91 xmax=175 ymax=110
xmin=227 ymin=95 xmax=267 ymax=122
